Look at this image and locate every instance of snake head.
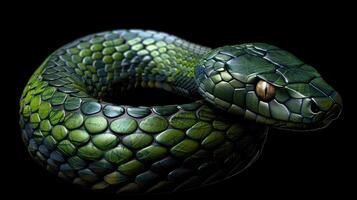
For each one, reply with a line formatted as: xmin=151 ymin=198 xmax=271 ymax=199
xmin=195 ymin=43 xmax=342 ymax=130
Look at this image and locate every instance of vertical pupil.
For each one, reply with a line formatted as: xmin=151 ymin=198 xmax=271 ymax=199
xmin=264 ymin=82 xmax=268 ymax=98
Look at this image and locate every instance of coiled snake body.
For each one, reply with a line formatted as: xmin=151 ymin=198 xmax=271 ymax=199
xmin=19 ymin=30 xmax=342 ymax=193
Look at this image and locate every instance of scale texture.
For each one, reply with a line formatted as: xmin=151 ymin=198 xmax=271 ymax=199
xmin=19 ymin=29 xmax=342 ymax=193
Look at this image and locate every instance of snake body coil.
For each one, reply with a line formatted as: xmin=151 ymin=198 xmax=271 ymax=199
xmin=19 ymin=30 xmax=342 ymax=193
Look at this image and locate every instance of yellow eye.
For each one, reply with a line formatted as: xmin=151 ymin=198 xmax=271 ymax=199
xmin=256 ymin=80 xmax=275 ymax=101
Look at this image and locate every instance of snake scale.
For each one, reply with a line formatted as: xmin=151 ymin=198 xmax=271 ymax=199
xmin=19 ymin=29 xmax=342 ymax=194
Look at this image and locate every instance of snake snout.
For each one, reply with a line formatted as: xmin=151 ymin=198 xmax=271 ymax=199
xmin=322 ymin=104 xmax=342 ymax=125
xmin=312 ymin=92 xmax=342 ymax=128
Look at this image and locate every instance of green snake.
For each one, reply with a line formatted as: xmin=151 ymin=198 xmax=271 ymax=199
xmin=19 ymin=29 xmax=342 ymax=193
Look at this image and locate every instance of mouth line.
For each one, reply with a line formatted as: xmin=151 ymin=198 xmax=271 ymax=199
xmin=269 ymin=113 xmax=340 ymax=131
xmin=269 ymin=102 xmax=342 ymax=131
xmin=320 ymin=104 xmax=342 ymax=126
xmin=267 ymin=119 xmax=309 ymax=130
xmin=323 ymin=114 xmax=337 ymax=124
xmin=321 ymin=111 xmax=341 ymax=128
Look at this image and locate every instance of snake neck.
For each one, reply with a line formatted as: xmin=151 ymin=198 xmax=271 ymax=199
xmin=48 ymin=30 xmax=211 ymax=101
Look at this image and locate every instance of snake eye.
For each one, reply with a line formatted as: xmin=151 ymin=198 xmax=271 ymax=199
xmin=255 ymin=80 xmax=275 ymax=101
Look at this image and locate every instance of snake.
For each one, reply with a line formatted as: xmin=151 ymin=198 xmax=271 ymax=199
xmin=19 ymin=29 xmax=342 ymax=194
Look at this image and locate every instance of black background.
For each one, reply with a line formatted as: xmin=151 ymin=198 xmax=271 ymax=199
xmin=4 ymin=1 xmax=355 ymax=199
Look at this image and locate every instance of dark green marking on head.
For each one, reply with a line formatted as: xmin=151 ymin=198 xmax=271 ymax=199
xmin=195 ymin=43 xmax=342 ymax=130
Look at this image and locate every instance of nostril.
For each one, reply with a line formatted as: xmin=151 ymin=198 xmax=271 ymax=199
xmin=311 ymin=101 xmax=320 ymax=114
